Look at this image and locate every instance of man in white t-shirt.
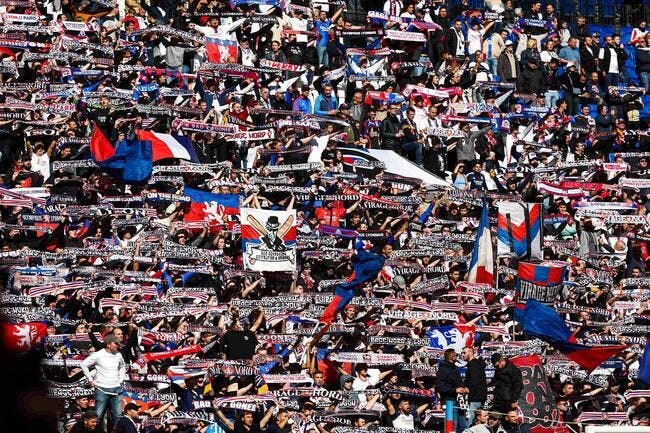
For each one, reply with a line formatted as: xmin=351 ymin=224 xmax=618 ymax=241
xmin=352 ymin=362 xmax=393 ymax=391
xmin=352 ymin=365 xmax=378 ymax=391
xmin=392 ymin=399 xmax=416 ymax=429
xmin=287 ymin=9 xmax=309 ymax=43
xmin=30 ymin=143 xmax=50 ymax=181
xmin=466 ymin=19 xmax=494 ymax=57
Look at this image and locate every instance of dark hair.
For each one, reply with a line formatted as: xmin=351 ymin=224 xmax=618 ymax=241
xmin=491 ymin=353 xmax=504 ymax=364
xmin=83 ymin=410 xmax=98 ymax=420
xmin=444 ymin=348 xmax=456 ymax=360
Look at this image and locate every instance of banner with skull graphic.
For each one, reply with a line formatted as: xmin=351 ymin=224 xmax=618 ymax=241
xmin=241 ymin=208 xmax=296 ymax=272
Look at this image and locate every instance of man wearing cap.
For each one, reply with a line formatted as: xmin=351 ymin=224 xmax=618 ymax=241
xmin=559 ymin=62 xmax=580 ymax=115
xmin=70 ymin=410 xmax=102 ymax=433
xmin=115 ymin=403 xmax=139 ymax=433
xmin=81 ymin=334 xmax=126 ymax=430
xmin=490 ymin=353 xmax=523 ymax=414
xmin=293 ymin=85 xmax=313 ymax=115
xmin=497 ymin=40 xmax=518 ymax=83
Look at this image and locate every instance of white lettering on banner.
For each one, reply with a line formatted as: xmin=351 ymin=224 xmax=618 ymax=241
xmin=2 ymin=13 xmax=39 ymax=23
xmin=259 ymin=59 xmax=306 ymax=71
xmin=384 ymin=30 xmax=426 ymax=42
xmin=604 ymin=215 xmax=649 ymax=225
xmin=619 ymin=177 xmax=650 ymax=188
xmin=423 ymin=127 xmax=465 ymax=138
xmin=327 ymin=352 xmax=405 ymax=364
xmin=226 ymin=129 xmax=275 ymax=141
xmin=518 ymin=280 xmax=560 ymax=303
xmin=383 ymin=310 xmax=458 ymax=321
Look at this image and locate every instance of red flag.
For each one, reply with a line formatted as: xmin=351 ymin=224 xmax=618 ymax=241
xmin=560 ymin=342 xmax=628 ymax=372
xmin=90 ymin=124 xmax=115 ymax=161
xmin=0 ymin=322 xmax=47 ymax=352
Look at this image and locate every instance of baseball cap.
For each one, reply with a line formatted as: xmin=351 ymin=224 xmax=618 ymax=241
xmin=505 ymin=40 xmax=513 ymax=46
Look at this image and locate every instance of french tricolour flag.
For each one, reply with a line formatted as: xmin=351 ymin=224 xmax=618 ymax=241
xmin=467 ymin=196 xmax=494 ymax=285
xmin=136 ymin=130 xmax=199 ymax=162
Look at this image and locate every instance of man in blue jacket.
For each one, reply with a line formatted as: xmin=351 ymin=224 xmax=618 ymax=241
xmin=436 ymin=349 xmax=469 ymax=432
xmin=293 ymin=84 xmax=312 ymax=115
xmin=314 ymin=83 xmax=338 ymax=116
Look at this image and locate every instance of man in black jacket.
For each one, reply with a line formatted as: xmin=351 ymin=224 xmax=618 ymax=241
xmin=436 ymin=349 xmax=469 ymax=432
xmin=517 ymin=60 xmax=546 ymax=96
xmin=491 ymin=353 xmax=524 ymax=413
xmin=114 ymin=403 xmax=139 ymax=433
xmin=380 ymin=104 xmax=403 ymax=152
xmin=462 ymin=346 xmax=487 ymax=427
xmin=445 ymin=19 xmax=466 ymax=58
xmin=502 ymin=408 xmax=532 ymax=433
xmin=580 ymin=35 xmax=599 ymax=75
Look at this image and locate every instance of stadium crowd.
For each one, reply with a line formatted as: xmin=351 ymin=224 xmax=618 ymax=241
xmin=1 ymin=1 xmax=650 ymax=433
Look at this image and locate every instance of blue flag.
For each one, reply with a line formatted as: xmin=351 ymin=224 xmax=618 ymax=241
xmin=320 ymin=243 xmax=385 ymax=325
xmin=518 ymin=299 xmax=571 ymax=342
xmin=90 ymin=126 xmax=152 ymax=184
xmin=520 ymin=300 xmax=627 ymax=371
xmin=639 ymin=335 xmax=650 ymax=385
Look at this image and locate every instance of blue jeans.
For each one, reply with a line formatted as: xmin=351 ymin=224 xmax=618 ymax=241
xmin=486 ymin=57 xmax=498 ymax=77
xmin=401 ymin=141 xmax=423 ymax=165
xmin=466 ymin=401 xmax=483 ymax=427
xmin=640 ymin=71 xmax=650 ymax=93
xmin=545 ymin=90 xmax=559 ymax=108
xmin=95 ymin=386 xmax=123 ymax=424
xmin=605 ymin=72 xmax=620 ymax=88
xmin=316 ymin=45 xmax=329 ymax=67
